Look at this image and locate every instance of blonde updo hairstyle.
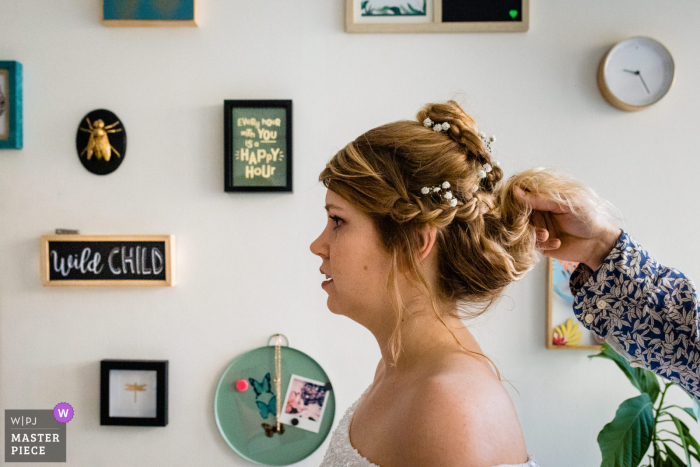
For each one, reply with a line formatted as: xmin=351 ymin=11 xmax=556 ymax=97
xmin=319 ymin=100 xmax=600 ymax=367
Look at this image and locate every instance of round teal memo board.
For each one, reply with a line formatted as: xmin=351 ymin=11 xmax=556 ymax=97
xmin=215 ymin=341 xmax=335 ymax=465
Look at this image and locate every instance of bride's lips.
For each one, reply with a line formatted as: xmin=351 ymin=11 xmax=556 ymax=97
xmin=322 ymin=278 xmax=333 ymax=288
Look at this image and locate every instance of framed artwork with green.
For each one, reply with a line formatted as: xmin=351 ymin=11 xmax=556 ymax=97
xmin=224 ymin=100 xmax=293 ymax=193
xmin=0 ymin=61 xmax=22 ymax=150
xmin=346 ymin=0 xmax=529 ymax=33
xmin=102 ymin=0 xmax=197 ymax=27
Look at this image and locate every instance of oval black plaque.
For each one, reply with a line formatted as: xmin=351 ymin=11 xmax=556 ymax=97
xmin=76 ymin=109 xmax=126 ymax=175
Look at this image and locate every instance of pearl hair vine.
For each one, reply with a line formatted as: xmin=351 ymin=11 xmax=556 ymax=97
xmin=419 ymin=119 xmax=502 ymax=197
xmin=420 ymin=181 xmax=458 ymax=207
xmin=477 ymin=131 xmax=500 ymax=181
xmin=423 ymin=117 xmax=450 ymax=132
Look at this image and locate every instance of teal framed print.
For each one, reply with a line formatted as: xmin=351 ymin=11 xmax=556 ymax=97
xmin=224 ymin=100 xmax=293 ymax=192
xmin=0 ymin=61 xmax=22 ymax=150
xmin=103 ymin=0 xmax=197 ymax=27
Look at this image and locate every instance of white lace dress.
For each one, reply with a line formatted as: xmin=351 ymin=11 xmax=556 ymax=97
xmin=320 ymin=386 xmax=539 ymax=467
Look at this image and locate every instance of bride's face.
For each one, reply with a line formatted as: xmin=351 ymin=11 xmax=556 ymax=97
xmin=310 ymin=189 xmax=394 ymax=324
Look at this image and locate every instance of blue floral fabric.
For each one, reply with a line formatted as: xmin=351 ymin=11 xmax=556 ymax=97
xmin=569 ymin=231 xmax=700 ymax=400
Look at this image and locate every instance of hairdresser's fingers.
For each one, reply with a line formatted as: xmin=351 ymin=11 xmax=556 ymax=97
xmin=535 ymin=227 xmax=549 ymax=243
xmin=540 ymin=238 xmax=561 ymax=250
xmin=530 ymin=210 xmax=548 ymax=232
xmin=514 ymin=187 xmax=572 ymax=215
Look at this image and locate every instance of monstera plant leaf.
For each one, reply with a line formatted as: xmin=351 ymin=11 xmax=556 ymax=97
xmin=598 ymin=394 xmax=655 ymax=467
xmin=590 ymin=343 xmax=660 ymax=403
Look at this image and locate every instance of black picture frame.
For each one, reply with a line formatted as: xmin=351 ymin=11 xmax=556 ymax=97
xmin=100 ymin=360 xmax=168 ymax=427
xmin=224 ymin=100 xmax=293 ymax=192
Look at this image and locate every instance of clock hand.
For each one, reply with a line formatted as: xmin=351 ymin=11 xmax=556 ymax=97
xmin=638 ymin=71 xmax=651 ymax=94
xmin=623 ymin=69 xmax=640 ymax=75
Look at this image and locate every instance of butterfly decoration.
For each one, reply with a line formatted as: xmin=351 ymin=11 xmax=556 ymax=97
xmin=262 ymin=422 xmax=285 ymax=438
xmin=256 ymin=396 xmax=277 ymax=419
xmin=249 ymin=373 xmax=273 ymax=399
xmin=125 ymin=383 xmax=147 ymax=403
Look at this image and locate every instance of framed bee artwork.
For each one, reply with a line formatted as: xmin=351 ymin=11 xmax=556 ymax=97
xmin=224 ymin=100 xmax=293 ymax=192
xmin=100 ymin=360 xmax=168 ymax=427
xmin=0 ymin=61 xmax=22 ymax=150
xmin=346 ymin=0 xmax=529 ymax=33
xmin=102 ymin=0 xmax=197 ymax=27
xmin=76 ymin=109 xmax=126 ymax=176
xmin=545 ymin=257 xmax=603 ymax=351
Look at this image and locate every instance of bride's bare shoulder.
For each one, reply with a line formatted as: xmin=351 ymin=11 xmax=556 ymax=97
xmin=392 ymin=360 xmax=528 ymax=466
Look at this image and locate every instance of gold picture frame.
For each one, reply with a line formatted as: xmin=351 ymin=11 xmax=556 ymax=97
xmin=102 ymin=0 xmax=197 ymax=27
xmin=346 ymin=0 xmax=529 ymax=33
xmin=40 ymin=235 xmax=175 ymax=287
xmin=545 ymin=257 xmax=602 ymax=351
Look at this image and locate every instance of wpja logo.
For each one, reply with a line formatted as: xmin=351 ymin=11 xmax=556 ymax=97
xmin=5 ymin=403 xmax=73 ymax=463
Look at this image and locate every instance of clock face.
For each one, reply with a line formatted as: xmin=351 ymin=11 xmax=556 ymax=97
xmin=603 ymin=37 xmax=675 ymax=107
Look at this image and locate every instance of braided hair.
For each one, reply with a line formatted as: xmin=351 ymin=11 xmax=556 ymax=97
xmin=319 ymin=100 xmax=584 ymax=366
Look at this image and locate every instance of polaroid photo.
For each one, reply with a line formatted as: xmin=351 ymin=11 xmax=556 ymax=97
xmin=278 ymin=374 xmax=330 ymax=433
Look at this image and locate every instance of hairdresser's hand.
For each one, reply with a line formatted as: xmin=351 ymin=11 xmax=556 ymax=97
xmin=514 ymin=187 xmax=621 ymax=271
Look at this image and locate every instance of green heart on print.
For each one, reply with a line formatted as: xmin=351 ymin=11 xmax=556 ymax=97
xmin=509 ymin=10 xmax=518 ymax=19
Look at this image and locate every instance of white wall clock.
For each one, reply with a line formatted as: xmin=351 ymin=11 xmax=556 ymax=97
xmin=597 ymin=37 xmax=675 ymax=112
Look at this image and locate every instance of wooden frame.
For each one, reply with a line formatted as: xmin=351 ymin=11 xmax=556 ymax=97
xmin=346 ymin=0 xmax=529 ymax=33
xmin=100 ymin=360 xmax=168 ymax=427
xmin=40 ymin=235 xmax=175 ymax=287
xmin=224 ymin=100 xmax=293 ymax=193
xmin=102 ymin=0 xmax=197 ymax=27
xmin=0 ymin=61 xmax=22 ymax=149
xmin=545 ymin=258 xmax=602 ymax=351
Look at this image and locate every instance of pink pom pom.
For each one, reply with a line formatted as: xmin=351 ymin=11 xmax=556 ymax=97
xmin=236 ymin=380 xmax=249 ymax=391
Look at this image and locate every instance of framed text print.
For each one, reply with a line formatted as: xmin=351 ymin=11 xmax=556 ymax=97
xmin=346 ymin=0 xmax=528 ymax=33
xmin=101 ymin=360 xmax=168 ymax=427
xmin=224 ymin=100 xmax=292 ymax=192
xmin=545 ymin=258 xmax=603 ymax=351
xmin=40 ymin=235 xmax=175 ymax=287
xmin=0 ymin=61 xmax=22 ymax=149
xmin=102 ymin=0 xmax=197 ymax=27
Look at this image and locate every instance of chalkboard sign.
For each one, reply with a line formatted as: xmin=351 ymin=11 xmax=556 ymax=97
xmin=224 ymin=100 xmax=293 ymax=192
xmin=346 ymin=0 xmax=528 ymax=33
xmin=40 ymin=235 xmax=175 ymax=287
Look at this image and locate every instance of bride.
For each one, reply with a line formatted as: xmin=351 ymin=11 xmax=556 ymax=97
xmin=309 ymin=101 xmax=562 ymax=466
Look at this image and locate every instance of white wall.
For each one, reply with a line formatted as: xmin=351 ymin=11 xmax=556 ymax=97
xmin=1 ymin=1 xmax=699 ymax=465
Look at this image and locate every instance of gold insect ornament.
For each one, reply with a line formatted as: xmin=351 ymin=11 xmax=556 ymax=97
xmin=125 ymin=382 xmax=147 ymax=402
xmin=79 ymin=118 xmax=122 ymax=162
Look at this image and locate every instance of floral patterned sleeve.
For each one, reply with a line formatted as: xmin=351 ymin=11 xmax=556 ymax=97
xmin=569 ymin=231 xmax=700 ymax=400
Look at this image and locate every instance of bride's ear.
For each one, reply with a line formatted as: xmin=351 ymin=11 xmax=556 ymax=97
xmin=417 ymin=224 xmax=438 ymax=261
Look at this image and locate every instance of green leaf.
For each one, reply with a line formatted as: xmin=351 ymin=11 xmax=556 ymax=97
xmin=598 ymin=394 xmax=655 ymax=467
xmin=682 ymin=407 xmax=697 ymax=422
xmin=389 ymin=6 xmax=401 ymax=14
xmin=590 ymin=343 xmax=660 ymax=403
xmin=693 ymin=398 xmax=700 ymax=433
xmin=361 ymin=1 xmax=368 ymax=9
xmin=663 ymin=443 xmax=687 ymax=467
xmin=669 ymin=414 xmax=692 ymax=465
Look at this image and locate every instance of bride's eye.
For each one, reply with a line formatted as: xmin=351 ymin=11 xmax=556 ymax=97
xmin=329 ymin=215 xmax=344 ymax=229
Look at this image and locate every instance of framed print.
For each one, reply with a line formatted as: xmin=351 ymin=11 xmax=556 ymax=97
xmin=224 ymin=100 xmax=292 ymax=192
xmin=346 ymin=0 xmax=529 ymax=33
xmin=545 ymin=258 xmax=603 ymax=351
xmin=101 ymin=360 xmax=168 ymax=427
xmin=40 ymin=235 xmax=175 ymax=287
xmin=102 ymin=0 xmax=197 ymax=27
xmin=0 ymin=61 xmax=22 ymax=149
